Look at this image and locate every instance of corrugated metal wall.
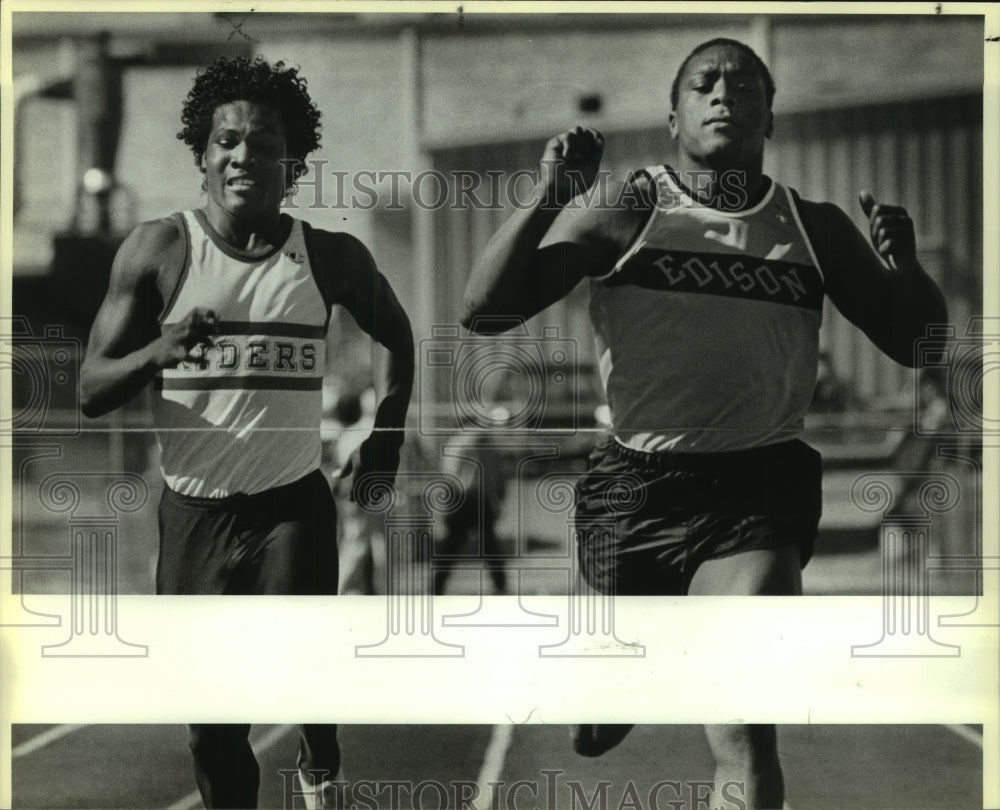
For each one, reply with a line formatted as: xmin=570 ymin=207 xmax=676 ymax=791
xmin=425 ymin=94 xmax=982 ymax=406
xmin=768 ymin=95 xmax=983 ymax=402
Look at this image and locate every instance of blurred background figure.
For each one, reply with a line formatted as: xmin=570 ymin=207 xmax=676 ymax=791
xmin=322 ymin=383 xmax=384 ymax=595
xmin=432 ymin=431 xmax=509 ymax=596
xmin=810 ymin=350 xmax=859 ymax=414
xmin=917 ymin=367 xmax=950 ymax=435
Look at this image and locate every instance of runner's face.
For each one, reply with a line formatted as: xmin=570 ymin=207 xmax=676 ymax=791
xmin=201 ymin=101 xmax=289 ymax=220
xmin=669 ymin=45 xmax=773 ymax=167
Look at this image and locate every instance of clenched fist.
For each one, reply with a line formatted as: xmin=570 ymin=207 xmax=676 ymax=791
xmin=540 ymin=126 xmax=605 ymax=202
xmin=347 ymin=430 xmax=402 ymax=509
xmin=156 ymin=307 xmax=219 ymax=369
xmin=859 ymin=190 xmax=917 ymax=274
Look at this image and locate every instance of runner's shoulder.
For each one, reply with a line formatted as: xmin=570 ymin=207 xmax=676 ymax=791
xmin=300 ymin=223 xmax=382 ymax=305
xmin=113 ymin=216 xmax=184 ymax=284
xmin=577 ymin=169 xmax=656 ymax=246
xmin=302 ymin=223 xmax=373 ymax=267
xmin=791 ymin=195 xmax=851 ymax=234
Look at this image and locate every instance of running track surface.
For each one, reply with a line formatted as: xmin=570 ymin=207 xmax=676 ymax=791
xmin=10 ymin=723 xmax=983 ymax=809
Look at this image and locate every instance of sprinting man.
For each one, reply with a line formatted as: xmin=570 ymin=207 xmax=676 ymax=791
xmin=81 ymin=55 xmax=414 ymax=809
xmin=462 ymin=38 xmax=947 ymax=809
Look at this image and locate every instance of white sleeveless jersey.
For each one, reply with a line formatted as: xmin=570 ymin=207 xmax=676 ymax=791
xmin=590 ymin=167 xmax=825 ymax=453
xmin=152 ymin=210 xmax=329 ymax=497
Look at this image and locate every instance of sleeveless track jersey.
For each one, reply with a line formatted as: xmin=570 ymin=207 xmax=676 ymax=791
xmin=153 ymin=210 xmax=329 ymax=497
xmin=590 ymin=166 xmax=825 ymax=453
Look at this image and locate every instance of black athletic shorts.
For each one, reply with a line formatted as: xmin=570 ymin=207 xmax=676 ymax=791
xmin=574 ymin=437 xmax=822 ymax=596
xmin=156 ymin=468 xmax=339 ymax=595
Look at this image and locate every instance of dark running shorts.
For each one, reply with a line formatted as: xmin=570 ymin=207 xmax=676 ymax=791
xmin=574 ymin=437 xmax=822 ymax=596
xmin=156 ymin=468 xmax=339 ymax=595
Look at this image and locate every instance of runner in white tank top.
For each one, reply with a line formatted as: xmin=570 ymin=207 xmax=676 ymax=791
xmin=462 ymin=38 xmax=947 ymax=810
xmin=591 ymin=164 xmax=825 ymax=453
xmin=153 ymin=208 xmax=329 ymax=497
xmin=81 ymin=55 xmax=414 ymax=810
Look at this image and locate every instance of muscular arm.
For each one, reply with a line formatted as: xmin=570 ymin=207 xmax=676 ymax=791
xmin=460 ymin=193 xmax=603 ymax=333
xmin=798 ymin=198 xmax=948 ymax=367
xmin=460 ymin=127 xmax=647 ymax=335
xmin=317 ymin=232 xmax=414 ymax=446
xmin=80 ymin=219 xmax=217 ymax=417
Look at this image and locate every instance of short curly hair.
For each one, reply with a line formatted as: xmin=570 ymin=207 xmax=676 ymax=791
xmin=177 ymin=55 xmax=322 ymax=188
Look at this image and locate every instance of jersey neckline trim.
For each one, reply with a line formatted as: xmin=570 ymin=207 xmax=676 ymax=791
xmin=783 ymin=186 xmax=826 ymax=286
xmin=158 ymin=213 xmax=191 ymax=325
xmin=192 ymin=208 xmax=294 ymax=263
xmin=659 ymin=164 xmax=776 ymax=217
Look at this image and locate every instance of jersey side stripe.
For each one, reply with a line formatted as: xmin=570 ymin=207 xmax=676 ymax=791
xmin=602 ymin=164 xmax=666 ymax=281
xmin=214 ymin=321 xmax=326 ymax=339
xmin=155 ymin=376 xmax=324 ymax=392
xmin=301 ymin=220 xmax=335 ymax=330
xmin=785 ymin=186 xmax=826 ymax=286
xmin=158 ymin=212 xmax=191 ymax=325
xmin=608 ymin=248 xmax=824 ymax=310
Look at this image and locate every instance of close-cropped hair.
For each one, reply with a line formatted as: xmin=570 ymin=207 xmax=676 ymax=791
xmin=670 ymin=38 xmax=776 ymax=110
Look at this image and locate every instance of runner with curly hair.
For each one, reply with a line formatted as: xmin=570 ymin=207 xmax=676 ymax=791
xmin=177 ymin=55 xmax=321 ymax=192
xmin=82 ymin=55 xmax=414 ymax=809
